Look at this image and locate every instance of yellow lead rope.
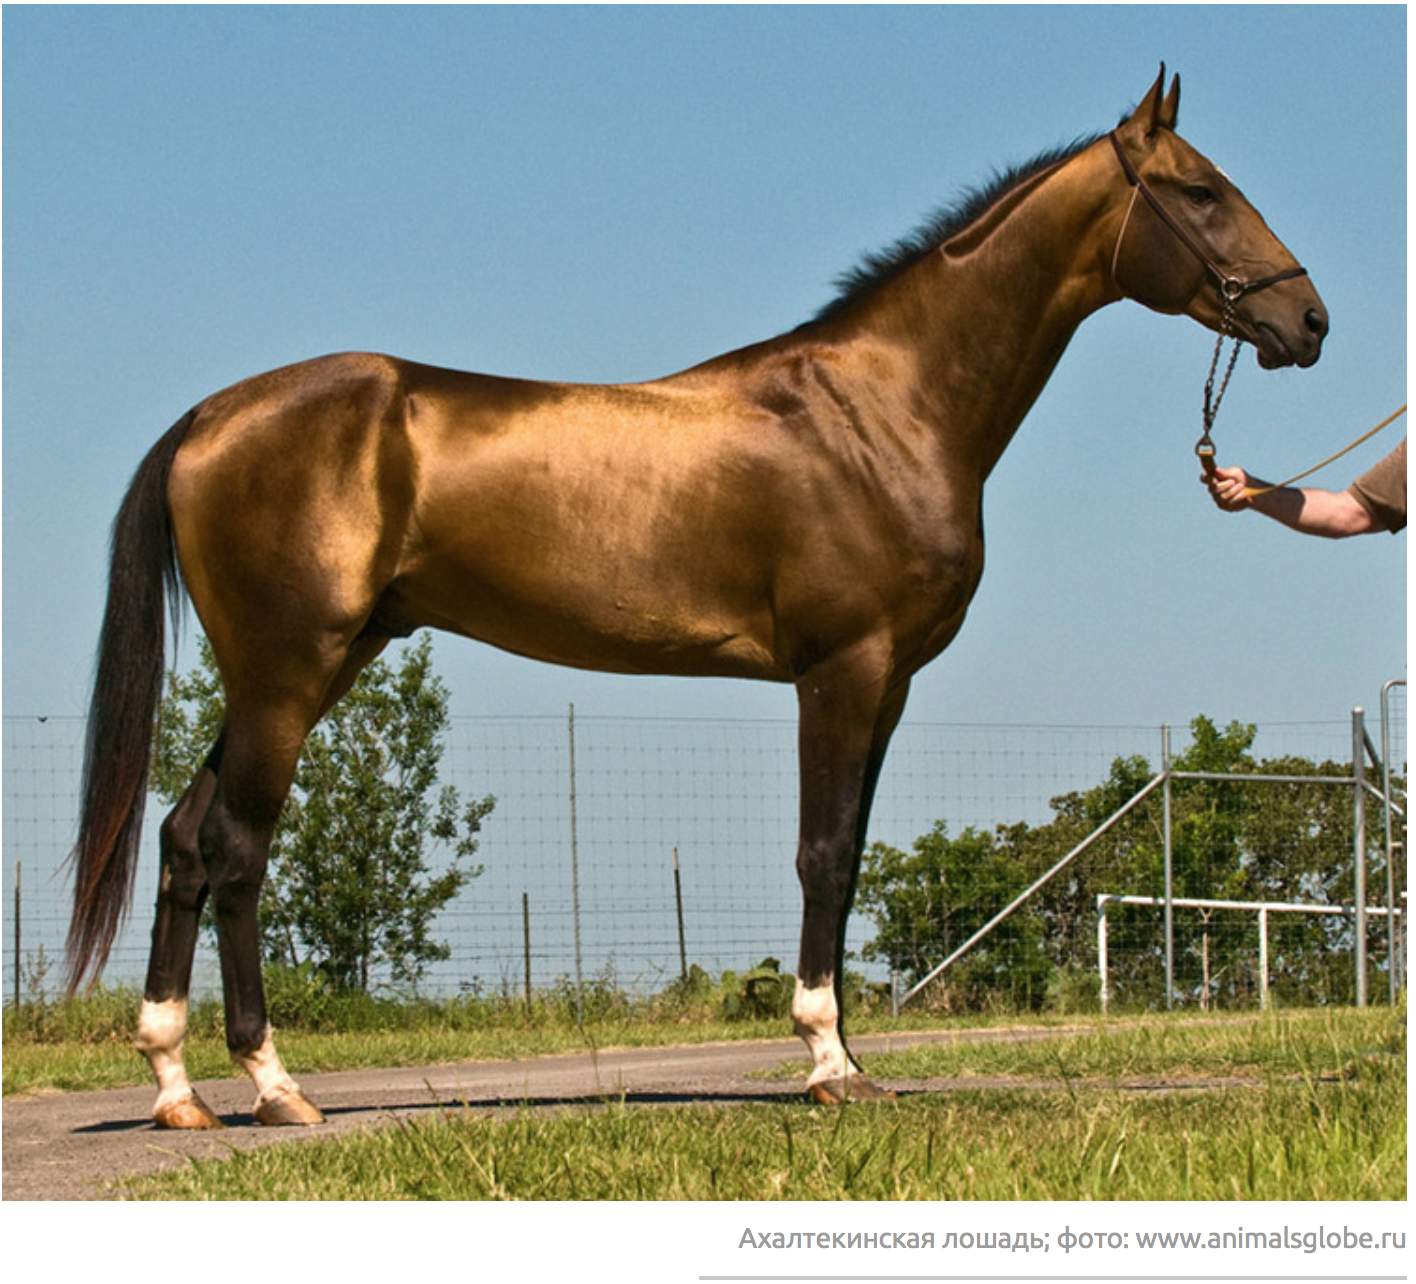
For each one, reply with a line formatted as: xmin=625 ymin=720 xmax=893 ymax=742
xmin=1201 ymin=403 xmax=1407 ymax=498
xmin=1245 ymin=403 xmax=1406 ymax=497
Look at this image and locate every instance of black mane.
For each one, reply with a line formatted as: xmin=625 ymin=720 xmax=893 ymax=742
xmin=806 ymin=133 xmax=1102 ymax=326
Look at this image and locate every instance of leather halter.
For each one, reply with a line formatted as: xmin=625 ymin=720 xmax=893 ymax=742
xmin=1107 ymin=131 xmax=1308 ymax=301
xmin=1107 ymin=131 xmax=1309 ymax=472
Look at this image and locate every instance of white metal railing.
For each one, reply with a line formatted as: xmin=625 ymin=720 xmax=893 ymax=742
xmin=1095 ymin=893 xmax=1405 ymax=1013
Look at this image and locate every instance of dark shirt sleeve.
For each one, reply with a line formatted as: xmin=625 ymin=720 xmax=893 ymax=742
xmin=1347 ymin=438 xmax=1406 ymax=533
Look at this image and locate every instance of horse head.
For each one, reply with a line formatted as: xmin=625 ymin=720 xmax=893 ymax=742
xmin=1109 ymin=67 xmax=1328 ymax=369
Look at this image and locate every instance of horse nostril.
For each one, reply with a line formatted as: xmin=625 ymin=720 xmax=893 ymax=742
xmin=1305 ymin=307 xmax=1329 ymax=339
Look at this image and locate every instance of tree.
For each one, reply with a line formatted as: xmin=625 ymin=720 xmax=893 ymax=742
xmin=857 ymin=821 xmax=1052 ymax=1010
xmin=153 ymin=633 xmax=493 ymax=993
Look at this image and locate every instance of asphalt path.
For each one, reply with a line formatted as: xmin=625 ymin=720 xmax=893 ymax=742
xmin=3 ymin=1024 xmax=1249 ymax=1200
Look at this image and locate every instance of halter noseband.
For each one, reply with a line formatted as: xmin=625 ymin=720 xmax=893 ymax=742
xmin=1107 ymin=131 xmax=1308 ymax=301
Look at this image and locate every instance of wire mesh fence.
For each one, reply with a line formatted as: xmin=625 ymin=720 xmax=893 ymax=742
xmin=3 ymin=704 xmax=1403 ymax=1007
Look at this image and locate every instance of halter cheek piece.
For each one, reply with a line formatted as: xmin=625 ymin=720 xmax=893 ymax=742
xmin=1107 ymin=131 xmax=1309 ymax=469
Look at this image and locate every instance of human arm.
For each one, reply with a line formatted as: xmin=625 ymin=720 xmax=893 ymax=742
xmin=1201 ymin=465 xmax=1382 ymax=538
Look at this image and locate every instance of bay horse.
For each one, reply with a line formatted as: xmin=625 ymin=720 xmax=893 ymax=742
xmin=68 ymin=70 xmax=1326 ymax=1128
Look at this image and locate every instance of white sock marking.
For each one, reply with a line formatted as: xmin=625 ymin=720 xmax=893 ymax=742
xmin=233 ymin=1025 xmax=302 ymax=1109
xmin=793 ymin=976 xmax=860 ymax=1086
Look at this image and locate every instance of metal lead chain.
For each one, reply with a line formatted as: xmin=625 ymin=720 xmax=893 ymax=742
xmin=1197 ymin=295 xmax=1242 ymax=468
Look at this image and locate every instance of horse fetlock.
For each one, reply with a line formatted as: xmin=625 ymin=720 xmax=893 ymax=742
xmin=793 ymin=977 xmax=852 ymax=1084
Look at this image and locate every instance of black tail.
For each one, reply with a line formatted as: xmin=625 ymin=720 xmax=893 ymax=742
xmin=66 ymin=412 xmax=196 ymax=994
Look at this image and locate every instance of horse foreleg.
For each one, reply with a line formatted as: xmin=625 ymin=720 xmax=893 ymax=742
xmin=792 ymin=653 xmax=907 ymax=1104
xmin=200 ymin=721 xmax=323 ymax=1126
xmin=136 ymin=739 xmax=223 ymax=1129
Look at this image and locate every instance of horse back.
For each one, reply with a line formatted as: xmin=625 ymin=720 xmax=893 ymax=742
xmin=164 ymin=348 xmax=982 ymax=686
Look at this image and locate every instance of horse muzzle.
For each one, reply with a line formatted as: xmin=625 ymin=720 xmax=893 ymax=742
xmin=1250 ymin=304 xmax=1327 ymax=370
xmin=1242 ymin=283 xmax=1328 ymax=370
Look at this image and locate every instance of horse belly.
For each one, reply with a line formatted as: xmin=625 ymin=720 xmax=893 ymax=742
xmin=392 ymin=477 xmax=786 ymax=680
xmin=391 ymin=558 xmax=783 ymax=679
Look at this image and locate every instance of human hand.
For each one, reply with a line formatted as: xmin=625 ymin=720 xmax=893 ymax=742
xmin=1202 ymin=464 xmax=1252 ymax=511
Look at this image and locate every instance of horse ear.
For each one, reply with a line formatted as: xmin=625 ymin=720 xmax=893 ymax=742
xmin=1123 ymin=64 xmax=1173 ymax=139
xmin=1159 ymin=72 xmax=1181 ymax=129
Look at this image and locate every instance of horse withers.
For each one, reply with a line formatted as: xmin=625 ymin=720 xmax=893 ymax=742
xmin=68 ymin=69 xmax=1325 ymax=1128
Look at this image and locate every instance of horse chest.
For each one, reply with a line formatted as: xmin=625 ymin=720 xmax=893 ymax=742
xmin=871 ymin=519 xmax=986 ymax=669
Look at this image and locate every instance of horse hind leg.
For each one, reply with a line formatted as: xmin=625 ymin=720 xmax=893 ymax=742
xmin=136 ymin=738 xmax=225 ymax=1129
xmin=207 ymin=637 xmax=389 ymax=1127
xmin=197 ymin=706 xmax=327 ymax=1126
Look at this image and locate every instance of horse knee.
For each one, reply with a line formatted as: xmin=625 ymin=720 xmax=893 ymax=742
xmin=795 ymin=838 xmax=856 ymax=901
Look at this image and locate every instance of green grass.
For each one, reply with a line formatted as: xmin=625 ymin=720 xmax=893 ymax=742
xmin=769 ymin=1004 xmax=1400 ymax=1082
xmin=112 ymin=1006 xmax=1403 ymax=1201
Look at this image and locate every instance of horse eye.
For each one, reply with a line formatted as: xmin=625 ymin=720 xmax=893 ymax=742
xmin=1185 ymin=185 xmax=1217 ymax=206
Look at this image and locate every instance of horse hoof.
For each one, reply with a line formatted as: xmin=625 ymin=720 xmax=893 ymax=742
xmin=154 ymin=1091 xmax=225 ymax=1130
xmin=253 ymin=1086 xmax=325 ymax=1127
xmin=807 ymin=1076 xmax=897 ymax=1105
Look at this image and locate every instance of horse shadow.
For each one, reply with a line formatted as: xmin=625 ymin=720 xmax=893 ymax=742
xmin=74 ymin=1084 xmax=925 ymax=1134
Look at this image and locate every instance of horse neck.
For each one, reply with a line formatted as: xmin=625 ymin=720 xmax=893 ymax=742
xmin=832 ymin=142 xmax=1119 ymax=479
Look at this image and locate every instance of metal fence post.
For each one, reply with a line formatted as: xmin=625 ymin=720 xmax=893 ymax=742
xmin=11 ymin=861 xmax=19 ymax=1008
xmin=1104 ymin=894 xmax=1389 ymax=1012
xmin=568 ymin=703 xmax=584 ymax=1023
xmin=1258 ymin=905 xmax=1269 ymax=1011
xmin=522 ymin=891 xmax=532 ymax=1013
xmin=1352 ymin=707 xmax=1367 ymax=1008
xmin=1162 ymin=724 xmax=1174 ymax=1010
xmin=1380 ymin=679 xmax=1405 ymax=1001
xmin=1096 ymin=895 xmax=1110 ymax=1015
xmin=672 ymin=847 xmax=688 ymax=983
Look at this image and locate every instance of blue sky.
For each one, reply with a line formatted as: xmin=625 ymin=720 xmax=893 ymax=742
xmin=3 ymin=5 xmax=1406 ymax=735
